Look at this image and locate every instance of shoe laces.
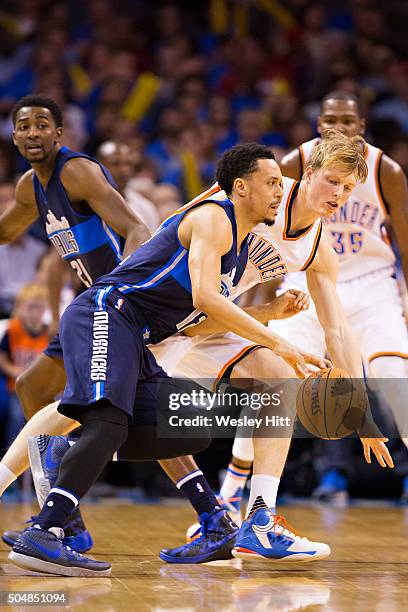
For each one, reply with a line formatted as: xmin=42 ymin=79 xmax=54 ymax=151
xmin=272 ymin=514 xmax=303 ymax=540
xmin=64 ymin=544 xmax=82 ymax=557
xmin=196 ymin=510 xmax=224 ymax=540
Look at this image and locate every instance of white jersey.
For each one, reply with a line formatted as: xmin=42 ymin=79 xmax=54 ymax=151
xmin=299 ymin=138 xmax=395 ymax=281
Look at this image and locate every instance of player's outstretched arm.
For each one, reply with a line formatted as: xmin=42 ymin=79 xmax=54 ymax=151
xmin=306 ymin=236 xmax=393 ymax=467
xmin=181 ymin=205 xmax=327 ymax=378
xmin=380 ymin=155 xmax=408 ymax=286
xmin=61 ymin=157 xmax=151 ymax=257
xmin=0 ymin=171 xmax=39 ymax=244
xmin=184 ymin=289 xmax=309 ymax=336
xmin=306 ymin=236 xmax=363 ymax=376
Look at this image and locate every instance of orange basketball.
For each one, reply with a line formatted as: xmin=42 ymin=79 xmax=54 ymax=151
xmin=296 ymin=367 xmax=368 ymax=439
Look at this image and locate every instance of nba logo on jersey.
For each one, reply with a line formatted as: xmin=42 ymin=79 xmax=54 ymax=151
xmin=115 ymin=298 xmax=124 ymax=311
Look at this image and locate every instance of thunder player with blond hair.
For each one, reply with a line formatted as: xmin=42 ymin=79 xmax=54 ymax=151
xmin=219 ymin=90 xmax=408 ymax=509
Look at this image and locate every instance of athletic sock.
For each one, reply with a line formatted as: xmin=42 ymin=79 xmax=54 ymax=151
xmin=246 ymin=474 xmax=280 ymax=518
xmin=35 ymin=488 xmax=78 ymax=531
xmin=176 ymin=469 xmax=221 ymax=517
xmin=0 ymin=463 xmax=17 ymax=496
xmin=219 ymin=462 xmax=251 ymax=503
xmin=232 ymin=436 xmax=254 ymax=462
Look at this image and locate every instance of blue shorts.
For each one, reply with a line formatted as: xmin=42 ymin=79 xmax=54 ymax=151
xmin=59 ymin=285 xmax=169 ymax=421
xmin=44 ymin=333 xmax=63 ymax=360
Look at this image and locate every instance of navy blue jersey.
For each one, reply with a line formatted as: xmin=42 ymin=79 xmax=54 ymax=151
xmin=95 ymin=187 xmax=249 ymax=344
xmin=32 ymin=146 xmax=123 ymax=287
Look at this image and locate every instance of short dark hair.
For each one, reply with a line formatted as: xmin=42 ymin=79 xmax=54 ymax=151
xmin=216 ymin=143 xmax=275 ymax=195
xmin=321 ymin=91 xmax=363 ymax=116
xmin=11 ymin=94 xmax=63 ymax=127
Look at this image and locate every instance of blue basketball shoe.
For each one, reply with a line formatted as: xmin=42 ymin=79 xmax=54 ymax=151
xmin=9 ymin=526 xmax=111 ymax=577
xmin=160 ymin=509 xmax=239 ymax=564
xmin=21 ymin=434 xmax=93 ymax=553
xmin=232 ymin=506 xmax=331 ymax=562
xmin=2 ymin=508 xmax=93 ymax=553
xmin=186 ymin=489 xmax=243 ymax=542
xmin=29 ymin=435 xmax=71 ymax=507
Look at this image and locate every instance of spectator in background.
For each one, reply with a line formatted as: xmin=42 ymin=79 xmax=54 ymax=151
xmin=146 ymin=105 xmax=187 ymax=181
xmin=0 ymin=142 xmax=18 ymax=182
xmin=97 ymin=141 xmax=160 ymax=233
xmin=85 ymin=104 xmax=118 ymax=154
xmin=207 ymin=94 xmax=234 ymax=155
xmin=159 ymin=122 xmax=217 ymax=199
xmin=151 ymin=183 xmax=182 ymax=223
xmin=0 ymin=283 xmax=49 ymax=447
xmin=373 ymin=61 xmax=408 ymax=134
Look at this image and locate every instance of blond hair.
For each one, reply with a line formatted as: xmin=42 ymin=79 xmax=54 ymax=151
xmin=15 ymin=283 xmax=49 ymax=306
xmin=307 ymin=129 xmax=368 ymax=183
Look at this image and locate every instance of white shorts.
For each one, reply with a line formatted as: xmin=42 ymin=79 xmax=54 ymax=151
xmin=150 ymin=332 xmax=260 ymax=389
xmin=274 ymin=267 xmax=408 ymax=374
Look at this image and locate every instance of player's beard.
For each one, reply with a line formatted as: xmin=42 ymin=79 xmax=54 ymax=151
xmin=263 ymin=218 xmax=275 ymax=227
xmin=24 ymin=150 xmax=48 ymax=163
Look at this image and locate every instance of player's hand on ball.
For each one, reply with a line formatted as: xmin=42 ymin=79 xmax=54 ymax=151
xmin=360 ymin=438 xmax=394 ymax=468
xmin=275 ymin=340 xmax=331 ymax=378
xmin=271 ymin=289 xmax=310 ymax=319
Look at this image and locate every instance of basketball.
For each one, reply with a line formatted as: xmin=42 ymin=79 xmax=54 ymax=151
xmin=296 ymin=367 xmax=368 ymax=439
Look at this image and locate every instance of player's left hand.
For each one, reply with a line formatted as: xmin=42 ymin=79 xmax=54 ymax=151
xmin=360 ymin=437 xmax=394 ymax=468
xmin=269 ymin=289 xmax=310 ymax=320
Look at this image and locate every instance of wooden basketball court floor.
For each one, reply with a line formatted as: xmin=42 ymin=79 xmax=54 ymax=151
xmin=0 ymin=503 xmax=407 ymax=611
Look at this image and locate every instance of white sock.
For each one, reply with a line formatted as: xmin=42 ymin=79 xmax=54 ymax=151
xmin=232 ymin=437 xmax=254 ymax=462
xmin=219 ymin=462 xmax=251 ymax=503
xmin=0 ymin=463 xmax=17 ymax=496
xmin=246 ymin=474 xmax=280 ymax=518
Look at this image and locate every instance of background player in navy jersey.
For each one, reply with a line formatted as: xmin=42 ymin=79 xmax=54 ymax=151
xmin=0 ymin=94 xmax=150 ymax=550
xmin=8 ymin=143 xmax=329 ymax=576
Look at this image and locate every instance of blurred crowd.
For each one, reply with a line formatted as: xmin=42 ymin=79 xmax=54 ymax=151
xmin=0 ymin=0 xmax=408 ymax=502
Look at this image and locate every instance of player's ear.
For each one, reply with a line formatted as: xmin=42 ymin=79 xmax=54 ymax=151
xmin=304 ymin=165 xmax=313 ymax=183
xmin=55 ymin=127 xmax=63 ymax=143
xmin=233 ymin=177 xmax=246 ymax=196
xmin=316 ymin=117 xmax=323 ymax=136
xmin=12 ymin=130 xmax=17 ymax=146
xmin=359 ymin=118 xmax=366 ymax=135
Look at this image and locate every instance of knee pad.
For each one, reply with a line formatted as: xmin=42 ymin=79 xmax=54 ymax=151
xmin=80 ymin=401 xmax=129 ymax=452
